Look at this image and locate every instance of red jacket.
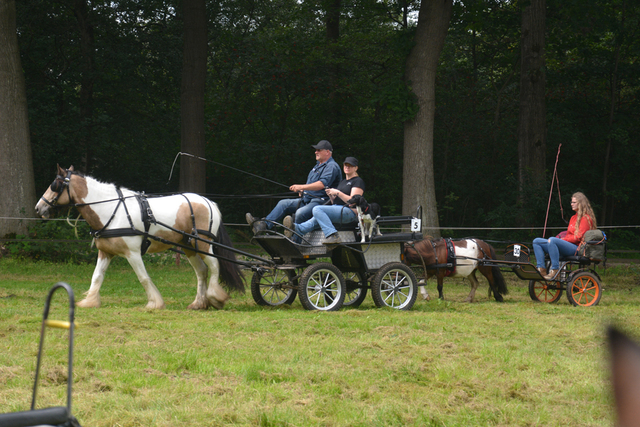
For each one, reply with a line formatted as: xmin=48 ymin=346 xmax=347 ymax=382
xmin=563 ymin=214 xmax=594 ymax=244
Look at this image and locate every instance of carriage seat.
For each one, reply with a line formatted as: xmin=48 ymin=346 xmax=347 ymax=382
xmin=559 ymin=255 xmax=596 ymax=266
xmin=370 ymin=232 xmax=423 ymax=243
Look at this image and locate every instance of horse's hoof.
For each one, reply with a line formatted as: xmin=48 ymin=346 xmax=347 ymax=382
xmin=187 ymin=301 xmax=208 ymax=310
xmin=422 ymin=294 xmax=431 ymax=301
xmin=76 ymin=298 xmax=100 ymax=308
xmin=145 ymin=301 xmax=165 ymax=309
xmin=207 ymin=298 xmax=225 ymax=310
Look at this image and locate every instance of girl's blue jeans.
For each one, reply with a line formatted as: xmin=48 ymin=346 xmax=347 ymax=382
xmin=532 ymin=237 xmax=577 ymax=270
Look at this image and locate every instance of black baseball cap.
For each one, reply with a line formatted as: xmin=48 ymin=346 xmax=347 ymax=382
xmin=343 ymin=157 xmax=358 ymax=166
xmin=312 ymin=140 xmax=333 ymax=151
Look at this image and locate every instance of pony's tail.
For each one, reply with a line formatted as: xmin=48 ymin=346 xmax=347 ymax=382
xmin=214 ymin=223 xmax=246 ymax=293
xmin=489 ymin=245 xmax=508 ymax=296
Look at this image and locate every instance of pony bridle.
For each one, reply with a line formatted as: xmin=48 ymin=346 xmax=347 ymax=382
xmin=40 ymin=170 xmax=74 ymax=208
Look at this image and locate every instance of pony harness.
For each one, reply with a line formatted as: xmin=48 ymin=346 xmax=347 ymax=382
xmin=433 ymin=238 xmax=457 ymax=277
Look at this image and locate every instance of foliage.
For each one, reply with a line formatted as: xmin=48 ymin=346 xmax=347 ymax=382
xmin=4 ymin=217 xmax=96 ymax=264
xmin=15 ymin=0 xmax=640 ymax=239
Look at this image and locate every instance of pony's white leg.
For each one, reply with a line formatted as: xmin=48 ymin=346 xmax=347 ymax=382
xmin=186 ymin=253 xmax=211 ymax=310
xmin=77 ymin=250 xmax=113 ymax=308
xmin=418 ymin=279 xmax=430 ymax=301
xmin=464 ymin=271 xmax=480 ymax=303
xmin=125 ymin=253 xmax=165 ymax=309
xmin=202 ymin=253 xmax=229 ymax=310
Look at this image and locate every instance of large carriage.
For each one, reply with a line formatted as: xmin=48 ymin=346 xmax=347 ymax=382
xmin=250 ymin=213 xmax=424 ymax=311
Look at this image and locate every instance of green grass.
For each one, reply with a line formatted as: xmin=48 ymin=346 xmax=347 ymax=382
xmin=1 ymin=258 xmax=639 ymax=426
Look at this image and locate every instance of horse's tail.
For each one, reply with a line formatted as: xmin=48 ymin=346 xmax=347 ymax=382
xmin=213 ymin=222 xmax=246 ymax=293
xmin=488 ymin=244 xmax=508 ymax=296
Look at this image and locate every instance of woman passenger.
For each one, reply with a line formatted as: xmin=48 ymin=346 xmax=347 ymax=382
xmin=532 ymin=192 xmax=597 ymax=280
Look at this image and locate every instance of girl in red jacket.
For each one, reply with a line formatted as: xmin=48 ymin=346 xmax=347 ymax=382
xmin=533 ymin=192 xmax=597 ymax=280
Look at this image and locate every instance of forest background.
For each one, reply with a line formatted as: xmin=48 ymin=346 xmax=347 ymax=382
xmin=5 ymin=0 xmax=640 ymax=247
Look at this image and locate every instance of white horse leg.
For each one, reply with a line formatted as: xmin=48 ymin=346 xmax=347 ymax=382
xmin=418 ymin=279 xmax=430 ymax=301
xmin=186 ymin=254 xmax=211 ymax=310
xmin=77 ymin=250 xmax=113 ymax=308
xmin=464 ymin=270 xmax=480 ymax=303
xmin=202 ymin=253 xmax=229 ymax=310
xmin=126 ymin=253 xmax=165 ymax=309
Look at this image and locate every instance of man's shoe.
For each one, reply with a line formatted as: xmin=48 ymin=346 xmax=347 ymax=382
xmin=283 ymin=215 xmax=294 ymax=239
xmin=246 ymin=213 xmax=266 ymax=234
xmin=245 ymin=212 xmax=255 ymax=225
xmin=322 ymin=233 xmax=341 ymax=245
xmin=544 ymin=269 xmax=559 ymax=280
xmin=537 ymin=267 xmax=548 ymax=277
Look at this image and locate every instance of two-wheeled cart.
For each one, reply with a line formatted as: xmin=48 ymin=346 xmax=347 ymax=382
xmin=486 ymin=240 xmax=606 ymax=307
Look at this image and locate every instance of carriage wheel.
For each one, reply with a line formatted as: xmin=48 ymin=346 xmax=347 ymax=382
xmin=566 ymin=272 xmax=602 ymax=307
xmin=371 ymin=262 xmax=418 ymax=310
xmin=528 ymin=280 xmax=562 ymax=303
xmin=343 ymin=272 xmax=367 ymax=308
xmin=298 ymin=263 xmax=346 ymax=311
xmin=251 ymin=269 xmax=298 ymax=306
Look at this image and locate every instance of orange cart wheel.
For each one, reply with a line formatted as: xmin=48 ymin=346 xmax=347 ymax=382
xmin=528 ymin=279 xmax=563 ymax=303
xmin=566 ymin=272 xmax=602 ymax=307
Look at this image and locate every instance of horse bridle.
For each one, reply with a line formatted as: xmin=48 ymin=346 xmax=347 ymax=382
xmin=40 ymin=169 xmax=75 ymax=208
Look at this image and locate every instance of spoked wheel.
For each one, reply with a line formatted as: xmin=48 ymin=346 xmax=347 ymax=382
xmin=566 ymin=272 xmax=602 ymax=307
xmin=528 ymin=279 xmax=563 ymax=303
xmin=298 ymin=263 xmax=346 ymax=311
xmin=251 ymin=269 xmax=298 ymax=306
xmin=343 ymin=272 xmax=367 ymax=308
xmin=371 ymin=262 xmax=418 ymax=310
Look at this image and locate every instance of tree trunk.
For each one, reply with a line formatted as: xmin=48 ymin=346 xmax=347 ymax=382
xmin=403 ymin=0 xmax=453 ymax=237
xmin=601 ymin=37 xmax=622 ymax=226
xmin=179 ymin=0 xmax=207 ymax=194
xmin=517 ymin=0 xmax=546 ymax=204
xmin=73 ymin=0 xmax=95 ymax=173
xmin=326 ymin=0 xmax=341 ymax=141
xmin=0 ymin=0 xmax=37 ymax=238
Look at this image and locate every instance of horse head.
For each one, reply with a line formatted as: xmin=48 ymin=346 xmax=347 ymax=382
xmin=35 ymin=165 xmax=79 ymax=218
xmin=403 ymin=238 xmax=436 ymax=266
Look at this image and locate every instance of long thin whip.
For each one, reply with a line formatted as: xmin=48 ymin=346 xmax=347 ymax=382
xmin=167 ymin=152 xmax=290 ymax=189
xmin=543 ymin=144 xmax=563 ymax=237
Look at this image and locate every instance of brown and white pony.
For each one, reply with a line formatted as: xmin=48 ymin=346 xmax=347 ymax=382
xmin=35 ymin=165 xmax=244 ymax=310
xmin=404 ymin=238 xmax=507 ymax=302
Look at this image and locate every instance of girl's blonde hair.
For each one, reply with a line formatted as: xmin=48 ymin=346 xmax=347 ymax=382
xmin=572 ymin=192 xmax=597 ymax=230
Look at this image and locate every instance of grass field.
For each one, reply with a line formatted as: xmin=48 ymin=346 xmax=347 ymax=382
xmin=1 ymin=257 xmax=639 ymax=426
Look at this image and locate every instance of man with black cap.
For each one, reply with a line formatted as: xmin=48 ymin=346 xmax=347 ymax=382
xmin=246 ymin=139 xmax=342 ymax=233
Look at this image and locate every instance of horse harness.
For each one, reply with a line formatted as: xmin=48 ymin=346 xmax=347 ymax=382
xmin=406 ymin=238 xmax=457 ymax=280
xmin=43 ymin=171 xmax=220 ymax=257
xmin=438 ymin=238 xmax=457 ymax=277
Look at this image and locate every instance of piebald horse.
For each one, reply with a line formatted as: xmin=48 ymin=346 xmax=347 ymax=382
xmin=35 ymin=165 xmax=244 ymax=310
xmin=404 ymin=238 xmax=507 ymax=302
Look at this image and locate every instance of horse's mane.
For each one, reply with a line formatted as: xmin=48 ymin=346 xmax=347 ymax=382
xmin=84 ymin=174 xmax=138 ymax=197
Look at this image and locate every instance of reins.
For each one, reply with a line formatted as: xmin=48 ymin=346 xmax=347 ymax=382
xmin=43 ymin=169 xmax=271 ymax=267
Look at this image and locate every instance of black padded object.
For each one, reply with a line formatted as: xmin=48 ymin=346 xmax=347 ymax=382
xmin=0 ymin=406 xmax=68 ymax=427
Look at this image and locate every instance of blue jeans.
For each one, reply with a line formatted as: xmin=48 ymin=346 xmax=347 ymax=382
xmin=295 ymin=205 xmax=357 ymax=237
xmin=533 ymin=237 xmax=578 ymax=270
xmin=265 ymin=198 xmax=325 ymax=229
